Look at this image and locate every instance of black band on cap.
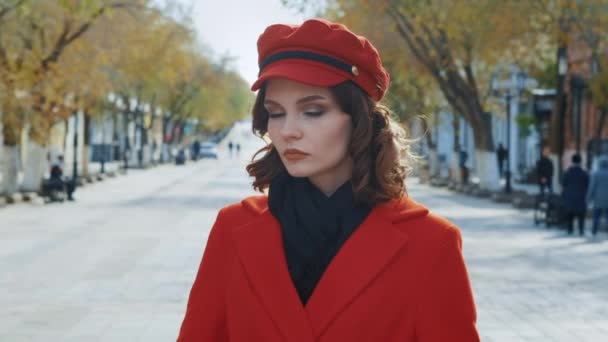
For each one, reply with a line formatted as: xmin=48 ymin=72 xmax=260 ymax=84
xmin=259 ymin=50 xmax=355 ymax=76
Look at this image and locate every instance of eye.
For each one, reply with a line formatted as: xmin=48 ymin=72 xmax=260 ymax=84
xmin=304 ymin=110 xmax=324 ymax=117
xmin=268 ymin=112 xmax=285 ymax=119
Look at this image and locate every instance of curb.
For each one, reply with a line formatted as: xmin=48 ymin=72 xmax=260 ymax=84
xmin=491 ymin=192 xmax=513 ymax=203
xmin=427 ymin=177 xmax=537 ymax=210
xmin=5 ymin=193 xmax=23 ymax=204
xmin=0 ymin=164 xmax=166 ymax=210
xmin=22 ymin=192 xmax=39 ymax=202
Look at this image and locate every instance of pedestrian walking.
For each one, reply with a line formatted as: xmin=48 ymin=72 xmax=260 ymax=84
xmin=561 ymin=154 xmax=589 ymax=235
xmin=192 ymin=140 xmax=201 ymax=161
xmin=236 ymin=143 xmax=241 ymax=156
xmin=177 ymin=18 xmax=479 ymax=342
xmin=536 ymin=146 xmax=554 ymax=196
xmin=228 ymin=141 xmax=234 ymax=158
xmin=586 ymin=156 xmax=608 ymax=235
xmin=496 ymin=143 xmax=507 ymax=177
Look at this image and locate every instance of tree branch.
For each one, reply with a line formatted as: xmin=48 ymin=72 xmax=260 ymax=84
xmin=40 ymin=2 xmax=134 ymax=72
xmin=0 ymin=0 xmax=26 ymax=23
xmin=386 ymin=5 xmax=440 ymax=77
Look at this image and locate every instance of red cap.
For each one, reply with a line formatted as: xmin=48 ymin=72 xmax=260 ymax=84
xmin=251 ymin=18 xmax=390 ymax=102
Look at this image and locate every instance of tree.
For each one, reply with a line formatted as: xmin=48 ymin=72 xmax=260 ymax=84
xmin=1 ymin=0 xmax=253 ymax=194
xmin=0 ymin=0 xmax=144 ymax=194
xmin=524 ymin=0 xmax=608 ymax=159
xmin=283 ymin=0 xmax=536 ymax=188
xmin=590 ymin=67 xmax=608 ymax=154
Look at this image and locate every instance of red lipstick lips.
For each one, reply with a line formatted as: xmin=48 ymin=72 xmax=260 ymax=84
xmin=283 ymin=148 xmax=309 ymax=161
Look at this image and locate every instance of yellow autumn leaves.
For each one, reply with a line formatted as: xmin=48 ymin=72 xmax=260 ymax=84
xmin=0 ymin=0 xmax=252 ymax=147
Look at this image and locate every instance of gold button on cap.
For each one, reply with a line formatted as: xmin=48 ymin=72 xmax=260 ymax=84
xmin=351 ymin=65 xmax=359 ymax=76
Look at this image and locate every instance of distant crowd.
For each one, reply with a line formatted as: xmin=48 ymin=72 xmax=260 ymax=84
xmin=532 ymin=148 xmax=608 ymax=236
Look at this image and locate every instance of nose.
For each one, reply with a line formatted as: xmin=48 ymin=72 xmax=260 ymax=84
xmin=279 ymin=114 xmax=302 ymax=141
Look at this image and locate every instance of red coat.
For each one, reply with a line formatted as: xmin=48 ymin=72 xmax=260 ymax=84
xmin=178 ymin=195 xmax=479 ymax=342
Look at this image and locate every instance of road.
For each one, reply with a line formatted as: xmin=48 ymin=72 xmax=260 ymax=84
xmin=1 ymin=121 xmax=607 ymax=341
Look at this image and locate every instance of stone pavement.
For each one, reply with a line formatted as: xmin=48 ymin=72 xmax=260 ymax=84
xmin=410 ymin=182 xmax=608 ymax=342
xmin=1 ymin=123 xmax=607 ymax=341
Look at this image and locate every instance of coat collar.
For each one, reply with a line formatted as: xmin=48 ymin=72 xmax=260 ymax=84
xmin=233 ymin=195 xmax=428 ymax=340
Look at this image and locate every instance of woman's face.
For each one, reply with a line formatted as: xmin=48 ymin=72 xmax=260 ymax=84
xmin=264 ymin=78 xmax=353 ymax=195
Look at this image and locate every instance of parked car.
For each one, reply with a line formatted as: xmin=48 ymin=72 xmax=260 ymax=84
xmin=199 ymin=142 xmax=219 ymax=159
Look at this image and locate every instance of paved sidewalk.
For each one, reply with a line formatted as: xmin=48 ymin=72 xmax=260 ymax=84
xmin=410 ymin=180 xmax=608 ymax=342
xmin=0 ymin=121 xmax=265 ymax=341
xmin=0 ymin=158 xmax=256 ymax=342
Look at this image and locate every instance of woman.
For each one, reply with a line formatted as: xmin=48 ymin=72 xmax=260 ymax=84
xmin=178 ymin=18 xmax=479 ymax=342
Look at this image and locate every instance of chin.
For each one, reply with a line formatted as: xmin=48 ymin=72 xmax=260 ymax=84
xmin=284 ymin=164 xmax=315 ymax=178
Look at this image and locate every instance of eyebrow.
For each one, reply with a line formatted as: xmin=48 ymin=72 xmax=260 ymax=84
xmin=264 ymin=95 xmax=327 ymax=106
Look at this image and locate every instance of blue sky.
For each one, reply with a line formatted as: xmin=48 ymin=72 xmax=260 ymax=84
xmin=189 ymin=0 xmax=308 ymax=85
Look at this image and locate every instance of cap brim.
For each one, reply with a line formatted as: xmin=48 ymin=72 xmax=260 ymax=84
xmin=251 ymin=60 xmax=348 ymax=91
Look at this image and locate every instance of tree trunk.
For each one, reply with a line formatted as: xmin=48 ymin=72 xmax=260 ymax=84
xmin=21 ymin=141 xmax=47 ymax=192
xmin=82 ymin=112 xmax=91 ymax=176
xmin=428 ymin=148 xmax=439 ymax=177
xmin=1 ymin=145 xmax=21 ymax=195
xmin=387 ymin=6 xmax=497 ymax=188
xmin=419 ymin=113 xmax=436 ymax=150
xmin=469 ymin=112 xmax=499 ymax=189
xmin=161 ymin=116 xmax=170 ymax=163
xmin=23 ymin=110 xmax=54 ymax=192
xmin=1 ymin=110 xmax=23 ymax=195
xmin=112 ymin=111 xmax=120 ymax=162
xmin=453 ymin=115 xmax=461 ymax=152
xmin=449 ymin=116 xmax=461 ymax=182
xmin=475 ymin=149 xmax=500 ymax=191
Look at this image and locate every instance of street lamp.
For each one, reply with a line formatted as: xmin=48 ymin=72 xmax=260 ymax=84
xmin=100 ymin=114 xmax=106 ymax=174
xmin=490 ymin=69 xmax=528 ymax=194
xmin=72 ymin=110 xmax=79 ymax=182
xmin=570 ymin=75 xmax=585 ymax=154
xmin=556 ymin=47 xmax=568 ymax=180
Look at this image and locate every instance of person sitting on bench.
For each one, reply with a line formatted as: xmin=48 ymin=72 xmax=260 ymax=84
xmin=49 ymin=155 xmax=76 ymax=201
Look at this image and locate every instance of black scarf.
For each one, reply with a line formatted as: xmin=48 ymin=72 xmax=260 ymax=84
xmin=268 ymin=171 xmax=372 ymax=305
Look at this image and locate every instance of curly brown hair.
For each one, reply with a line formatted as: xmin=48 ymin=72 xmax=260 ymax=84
xmin=245 ymin=81 xmax=417 ymax=207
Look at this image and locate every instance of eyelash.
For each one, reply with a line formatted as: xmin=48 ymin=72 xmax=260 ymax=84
xmin=267 ymin=111 xmax=324 ymax=119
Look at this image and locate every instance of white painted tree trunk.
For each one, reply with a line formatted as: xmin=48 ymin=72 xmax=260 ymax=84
xmin=82 ymin=145 xmax=90 ymax=177
xmin=474 ymin=149 xmax=501 ymax=190
xmin=1 ymin=145 xmax=21 ymax=195
xmin=21 ymin=142 xmax=47 ymax=192
xmin=428 ymin=148 xmax=439 ymax=177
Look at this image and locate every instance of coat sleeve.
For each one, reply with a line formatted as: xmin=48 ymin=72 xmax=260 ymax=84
xmin=415 ymin=228 xmax=480 ymax=342
xmin=177 ymin=208 xmax=231 ymax=341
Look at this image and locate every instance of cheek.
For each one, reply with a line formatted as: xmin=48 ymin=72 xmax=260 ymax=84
xmin=266 ymin=121 xmax=280 ymax=143
xmin=317 ymin=117 xmax=351 ymax=155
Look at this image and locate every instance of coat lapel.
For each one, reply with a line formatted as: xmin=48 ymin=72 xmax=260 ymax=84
xmin=232 ymin=209 xmax=315 ymax=342
xmin=304 ymin=203 xmax=409 ymax=338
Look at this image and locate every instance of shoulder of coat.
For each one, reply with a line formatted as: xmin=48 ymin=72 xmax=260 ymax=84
xmin=240 ymin=195 xmax=269 ymax=215
xmin=216 ymin=195 xmax=268 ymax=217
xmin=213 ymin=195 xmax=268 ymax=227
xmin=378 ymin=195 xmax=429 ymax=223
xmin=386 ymin=196 xmax=462 ymax=241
